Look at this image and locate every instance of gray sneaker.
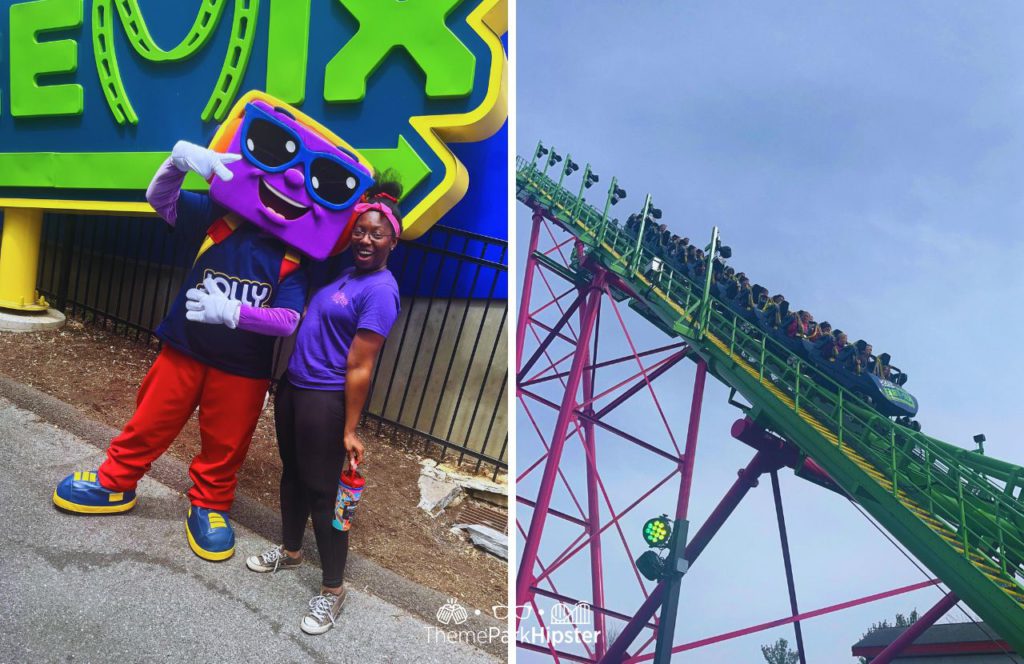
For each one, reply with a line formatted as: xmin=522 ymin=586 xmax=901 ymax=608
xmin=301 ymin=588 xmax=347 ymax=635
xmin=245 ymin=545 xmax=302 ymax=573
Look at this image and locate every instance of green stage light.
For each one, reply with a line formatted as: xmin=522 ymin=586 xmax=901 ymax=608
xmin=643 ymin=515 xmax=672 ymax=548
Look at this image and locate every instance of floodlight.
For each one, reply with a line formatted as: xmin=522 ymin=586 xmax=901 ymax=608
xmin=643 ymin=515 xmax=672 ymax=548
xmin=636 ymin=550 xmax=665 ymax=581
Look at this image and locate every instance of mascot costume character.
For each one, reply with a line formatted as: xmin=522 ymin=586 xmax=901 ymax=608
xmin=53 ymin=91 xmax=374 ymax=561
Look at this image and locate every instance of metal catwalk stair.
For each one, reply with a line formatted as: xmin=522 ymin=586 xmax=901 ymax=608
xmin=517 ymin=157 xmax=1024 ymax=650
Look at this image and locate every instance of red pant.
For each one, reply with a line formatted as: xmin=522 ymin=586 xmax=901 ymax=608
xmin=98 ymin=346 xmax=269 ymax=511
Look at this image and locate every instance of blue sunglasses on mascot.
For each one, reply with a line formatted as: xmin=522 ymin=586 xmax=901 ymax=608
xmin=240 ymin=103 xmax=374 ymax=211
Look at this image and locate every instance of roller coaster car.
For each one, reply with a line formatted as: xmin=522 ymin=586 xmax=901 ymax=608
xmin=813 ymin=357 xmax=920 ymax=419
xmin=744 ymin=309 xmax=920 ymax=420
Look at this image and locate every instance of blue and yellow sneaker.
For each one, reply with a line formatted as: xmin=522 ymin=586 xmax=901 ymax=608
xmin=186 ymin=506 xmax=235 ymax=561
xmin=52 ymin=471 xmax=137 ymax=514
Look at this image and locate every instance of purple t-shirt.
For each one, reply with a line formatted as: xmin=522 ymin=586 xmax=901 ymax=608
xmin=286 ymin=267 xmax=400 ymax=390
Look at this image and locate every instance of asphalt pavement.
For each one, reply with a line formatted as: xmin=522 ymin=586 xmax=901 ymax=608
xmin=0 ymin=380 xmax=506 ymax=664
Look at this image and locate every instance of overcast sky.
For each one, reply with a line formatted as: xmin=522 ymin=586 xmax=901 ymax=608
xmin=515 ymin=2 xmax=1024 ymax=661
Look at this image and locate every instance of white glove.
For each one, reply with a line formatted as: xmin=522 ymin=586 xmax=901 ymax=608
xmin=171 ymin=140 xmax=241 ymax=181
xmin=185 ymin=275 xmax=241 ymax=329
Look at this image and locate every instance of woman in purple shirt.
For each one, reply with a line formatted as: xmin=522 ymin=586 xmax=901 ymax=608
xmin=246 ymin=180 xmax=402 ymax=635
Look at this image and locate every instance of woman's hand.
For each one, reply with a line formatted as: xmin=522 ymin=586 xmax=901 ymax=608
xmin=344 ymin=431 xmax=365 ymax=467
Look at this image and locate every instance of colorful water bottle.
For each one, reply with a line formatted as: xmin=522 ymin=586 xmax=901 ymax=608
xmin=332 ymin=460 xmax=365 ymax=531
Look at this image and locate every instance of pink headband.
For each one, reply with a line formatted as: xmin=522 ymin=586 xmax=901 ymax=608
xmin=353 ymin=202 xmax=402 ymax=237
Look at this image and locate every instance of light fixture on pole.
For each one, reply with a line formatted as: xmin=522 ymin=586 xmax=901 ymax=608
xmin=573 ymin=164 xmax=598 ymax=218
xmin=532 ymin=142 xmax=548 ymax=168
xmin=558 ymin=156 xmax=579 ymax=188
xmin=543 ymin=150 xmax=563 ymax=176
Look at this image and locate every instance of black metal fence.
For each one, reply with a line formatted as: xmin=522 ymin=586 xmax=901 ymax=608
xmin=31 ymin=212 xmax=508 ymax=478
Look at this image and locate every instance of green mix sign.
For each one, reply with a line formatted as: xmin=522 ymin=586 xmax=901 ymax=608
xmin=0 ymin=0 xmax=507 ymax=239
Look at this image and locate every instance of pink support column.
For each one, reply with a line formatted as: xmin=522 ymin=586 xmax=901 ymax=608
xmin=516 ymin=211 xmax=544 ymax=370
xmin=517 ymin=271 xmax=607 ymax=615
xmin=675 ymin=358 xmax=708 ymax=519
xmin=581 ymin=295 xmax=608 ymax=657
xmin=869 ymin=591 xmax=959 ymax=664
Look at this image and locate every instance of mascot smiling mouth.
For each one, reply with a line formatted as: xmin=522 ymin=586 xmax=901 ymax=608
xmin=259 ymin=178 xmax=309 ymax=220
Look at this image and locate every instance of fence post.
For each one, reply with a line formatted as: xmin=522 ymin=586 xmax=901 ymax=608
xmin=56 ymin=216 xmax=77 ymax=312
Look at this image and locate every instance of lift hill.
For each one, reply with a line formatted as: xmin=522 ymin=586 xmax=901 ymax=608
xmin=517 ymin=154 xmax=1024 ymax=652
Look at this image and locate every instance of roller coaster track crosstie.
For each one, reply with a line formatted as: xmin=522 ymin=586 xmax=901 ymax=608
xmin=93 ymin=0 xmax=257 ymax=125
xmin=515 ymin=154 xmax=1024 ymax=661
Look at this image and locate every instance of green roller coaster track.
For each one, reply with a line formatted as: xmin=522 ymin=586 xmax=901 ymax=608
xmin=516 ymin=154 xmax=1024 ymax=652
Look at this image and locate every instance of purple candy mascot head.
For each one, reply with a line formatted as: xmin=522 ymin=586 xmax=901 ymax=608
xmin=208 ymin=91 xmax=375 ymax=260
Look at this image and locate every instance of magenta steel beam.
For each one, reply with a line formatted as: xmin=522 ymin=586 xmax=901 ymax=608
xmin=580 ymin=292 xmax=608 ymax=658
xmin=533 ymin=237 xmax=582 ymax=341
xmin=600 ymin=451 xmax=776 ymax=663
xmin=540 ymin=439 xmax=665 ymax=601
xmin=518 ymin=396 xmax=591 ymax=522
xmin=541 ymin=232 xmax=575 ymax=258
xmin=530 ymin=596 xmax=563 ymax=662
xmin=869 ymin=591 xmax=959 ymax=664
xmin=532 ymin=467 xmax=679 ymax=587
xmin=517 ymin=449 xmax=548 ymax=483
xmin=520 ymin=389 xmax=682 ymax=464
xmin=517 ymin=641 xmax=593 ymax=663
xmin=770 ymin=469 xmax=806 ymax=664
xmin=517 ymin=271 xmax=607 ymax=614
xmin=531 ymin=587 xmax=659 ymax=628
xmin=632 ymin=634 xmax=658 ymax=661
xmin=516 ymin=211 xmax=544 ymax=370
xmin=575 ymin=410 xmax=682 ymax=464
xmin=591 ymin=348 xmax=689 ymax=419
xmin=529 ymin=284 xmax=577 ymax=319
xmin=605 ymin=293 xmax=683 ymax=457
xmin=543 ymin=216 xmax=575 ymax=266
xmin=528 ymin=319 xmax=578 ymax=348
xmin=528 ymin=537 xmax=599 ymax=664
xmin=519 ymin=294 xmax=584 ymax=380
xmin=523 ymin=344 xmax=575 ymax=390
xmin=522 ymin=342 xmax=687 ymax=389
xmin=685 ymin=451 xmax=782 ymax=561
xmin=731 ymin=418 xmax=840 ymax=494
xmin=629 ymin=579 xmax=942 ymax=660
xmin=583 ymin=351 xmax=685 ymax=412
xmin=600 ymin=584 xmax=667 ymax=663
xmin=517 ymin=497 xmax=589 ymax=528
xmin=675 ymin=358 xmax=708 ymax=519
xmin=518 ymin=522 xmax=593 ymax=601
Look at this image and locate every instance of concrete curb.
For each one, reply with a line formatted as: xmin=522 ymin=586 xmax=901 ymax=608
xmin=0 ymin=373 xmax=507 ymax=660
xmin=0 ymin=308 xmax=66 ymax=332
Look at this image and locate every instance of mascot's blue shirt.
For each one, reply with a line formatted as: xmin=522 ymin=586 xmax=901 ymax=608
xmin=155 ymin=191 xmax=308 ymax=378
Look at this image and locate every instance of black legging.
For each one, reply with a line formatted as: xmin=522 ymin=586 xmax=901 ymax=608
xmin=274 ymin=378 xmax=350 ymax=587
